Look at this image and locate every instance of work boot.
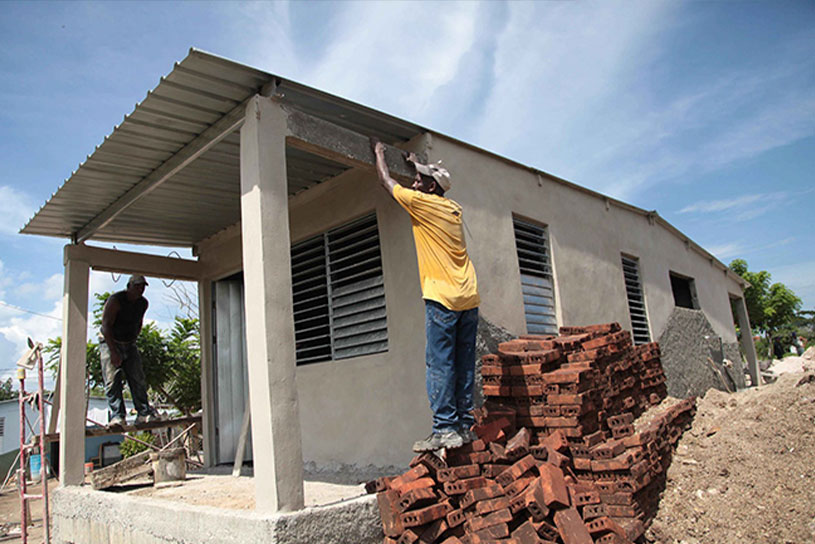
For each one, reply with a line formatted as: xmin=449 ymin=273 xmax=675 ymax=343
xmin=458 ymin=427 xmax=478 ymax=444
xmin=412 ymin=430 xmax=464 ymax=452
xmin=135 ymin=409 xmax=163 ymax=425
xmin=108 ymin=416 xmax=126 ymax=428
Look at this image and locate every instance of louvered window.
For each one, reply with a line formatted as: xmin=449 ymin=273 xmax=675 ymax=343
xmin=0 ymin=416 xmax=4 ymax=437
xmin=290 ymin=214 xmax=388 ymax=364
xmin=621 ymin=255 xmax=651 ymax=345
xmin=513 ymin=217 xmax=558 ymax=335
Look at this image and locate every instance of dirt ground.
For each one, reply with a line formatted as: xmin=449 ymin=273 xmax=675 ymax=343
xmin=647 ymin=371 xmax=815 ymax=544
xmin=0 ymin=477 xmax=55 ymax=543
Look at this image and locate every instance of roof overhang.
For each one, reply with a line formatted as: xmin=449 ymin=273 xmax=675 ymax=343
xmin=21 ymin=49 xmax=424 ymax=248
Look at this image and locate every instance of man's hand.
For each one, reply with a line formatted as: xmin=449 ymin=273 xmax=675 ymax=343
xmin=371 ymin=138 xmax=397 ymax=195
xmin=405 ymin=151 xmax=419 ymax=165
xmin=110 ymin=347 xmax=123 ymax=368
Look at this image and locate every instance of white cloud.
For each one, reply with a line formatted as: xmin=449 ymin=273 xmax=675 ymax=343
xmin=679 ymin=194 xmax=767 ymax=214
xmin=705 ymin=242 xmax=745 ymax=261
xmin=0 ymin=185 xmax=37 ymax=236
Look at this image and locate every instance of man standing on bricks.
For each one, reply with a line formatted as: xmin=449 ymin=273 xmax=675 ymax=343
xmin=372 ymin=140 xmax=480 ymax=452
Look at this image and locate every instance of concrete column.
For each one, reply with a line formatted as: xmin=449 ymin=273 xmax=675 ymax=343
xmin=733 ymin=296 xmax=760 ymax=387
xmin=239 ymin=95 xmax=304 ymax=512
xmin=197 ymin=279 xmax=216 ymax=467
xmin=59 ymin=253 xmax=89 ymax=485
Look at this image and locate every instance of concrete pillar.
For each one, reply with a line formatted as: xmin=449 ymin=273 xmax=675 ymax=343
xmin=198 ymin=278 xmax=216 ymax=467
xmin=239 ymin=95 xmax=304 ymax=512
xmin=59 ymin=253 xmax=89 ymax=485
xmin=733 ymin=296 xmax=760 ymax=387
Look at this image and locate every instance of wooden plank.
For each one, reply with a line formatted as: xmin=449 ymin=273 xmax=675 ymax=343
xmin=90 ymin=450 xmax=152 ymax=490
xmin=45 ymin=415 xmax=201 ymax=443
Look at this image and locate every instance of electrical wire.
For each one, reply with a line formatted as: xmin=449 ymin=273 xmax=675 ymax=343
xmin=0 ymin=300 xmax=61 ymax=321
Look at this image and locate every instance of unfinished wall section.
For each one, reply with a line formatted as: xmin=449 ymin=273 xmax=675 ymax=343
xmin=658 ymin=307 xmax=745 ymax=398
xmin=51 ymin=486 xmax=381 ymax=544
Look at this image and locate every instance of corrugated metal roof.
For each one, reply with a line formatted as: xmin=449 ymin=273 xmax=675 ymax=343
xmin=21 ymin=49 xmax=424 ymax=247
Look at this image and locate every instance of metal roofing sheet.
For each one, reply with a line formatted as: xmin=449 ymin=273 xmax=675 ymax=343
xmin=21 ymin=48 xmax=424 ymax=247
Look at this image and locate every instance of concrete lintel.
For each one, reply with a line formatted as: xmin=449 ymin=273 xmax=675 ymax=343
xmin=65 ymin=244 xmax=202 ymax=281
xmin=59 ymin=257 xmax=89 ymax=485
xmin=240 ymin=95 xmax=304 ymax=512
xmin=284 ymin=107 xmax=424 ymax=182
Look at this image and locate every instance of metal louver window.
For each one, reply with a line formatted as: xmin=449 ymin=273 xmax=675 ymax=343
xmin=290 ymin=213 xmax=388 ymax=364
xmin=513 ymin=217 xmax=558 ymax=335
xmin=621 ymin=255 xmax=651 ymax=345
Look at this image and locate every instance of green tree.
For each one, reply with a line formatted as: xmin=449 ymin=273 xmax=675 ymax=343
xmin=0 ymin=377 xmax=16 ymax=401
xmin=730 ymin=259 xmax=802 ymax=353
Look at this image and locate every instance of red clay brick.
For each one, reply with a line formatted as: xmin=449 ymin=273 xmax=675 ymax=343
xmin=391 ymin=464 xmax=430 ymax=490
xmin=464 ymin=508 xmax=513 ymax=533
xmin=401 ymin=501 xmax=453 ymax=528
xmin=475 ymin=496 xmax=511 ymax=515
xmin=418 ymin=518 xmax=448 ymax=544
xmin=585 ymin=516 xmax=626 ymax=538
xmin=398 ymin=487 xmax=438 ymax=512
xmin=395 ymin=477 xmax=436 ymax=495
xmin=502 ymin=475 xmax=535 ymax=497
xmin=554 ymin=508 xmax=593 ymax=544
xmin=378 ymin=489 xmax=404 ymax=537
xmin=366 ymin=476 xmax=394 ymax=494
xmin=438 ymin=464 xmax=481 ymax=482
xmin=473 ymin=418 xmax=512 ymax=443
xmin=444 ymin=476 xmax=489 ymax=495
xmin=496 ymin=455 xmax=538 ymax=487
xmin=473 ymin=522 xmax=510 ymax=540
xmin=410 ymin=452 xmax=448 ymax=475
xmin=538 ymin=463 xmax=570 ymax=508
xmin=397 ymin=530 xmax=420 ymax=544
xmin=446 ymin=507 xmax=467 ymax=528
xmin=581 ymin=503 xmax=608 ymax=520
xmin=459 ymin=484 xmax=505 ymax=510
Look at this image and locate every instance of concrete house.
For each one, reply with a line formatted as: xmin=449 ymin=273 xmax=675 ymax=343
xmin=22 ymin=49 xmax=757 ymax=515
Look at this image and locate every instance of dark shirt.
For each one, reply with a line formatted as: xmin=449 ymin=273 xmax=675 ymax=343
xmin=110 ymin=290 xmax=148 ymax=342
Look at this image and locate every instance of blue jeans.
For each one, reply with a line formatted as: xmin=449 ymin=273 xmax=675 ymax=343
xmin=425 ymin=300 xmax=479 ymax=433
xmin=100 ymin=341 xmax=152 ymax=419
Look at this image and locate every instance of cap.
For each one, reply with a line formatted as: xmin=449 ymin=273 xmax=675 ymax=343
xmin=128 ymin=274 xmax=149 ymax=287
xmin=413 ymin=160 xmax=451 ymax=192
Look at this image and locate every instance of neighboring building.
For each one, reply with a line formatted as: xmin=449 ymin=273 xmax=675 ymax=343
xmin=0 ymin=396 xmax=131 ymax=480
xmin=21 ymin=50 xmax=758 ymax=512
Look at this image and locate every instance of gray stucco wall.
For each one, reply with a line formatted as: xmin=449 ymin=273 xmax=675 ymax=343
xmin=196 ymin=133 xmax=747 ymax=468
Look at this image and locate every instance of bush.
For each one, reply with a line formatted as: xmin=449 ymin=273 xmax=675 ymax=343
xmin=119 ymin=431 xmax=155 ymax=458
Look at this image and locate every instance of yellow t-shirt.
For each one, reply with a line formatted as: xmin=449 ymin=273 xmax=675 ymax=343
xmin=392 ymin=185 xmax=480 ymax=311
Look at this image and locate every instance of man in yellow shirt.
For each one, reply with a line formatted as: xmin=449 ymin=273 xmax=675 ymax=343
xmin=372 ymin=140 xmax=480 ymax=452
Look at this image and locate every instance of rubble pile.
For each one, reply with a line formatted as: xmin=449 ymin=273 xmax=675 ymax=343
xmin=367 ymin=323 xmax=696 ymax=544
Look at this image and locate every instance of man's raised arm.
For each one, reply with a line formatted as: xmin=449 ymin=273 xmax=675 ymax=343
xmin=371 ymin=139 xmax=399 ymax=196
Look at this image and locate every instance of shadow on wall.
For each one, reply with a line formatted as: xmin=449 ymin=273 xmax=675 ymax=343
xmin=659 ymin=307 xmax=746 ymax=398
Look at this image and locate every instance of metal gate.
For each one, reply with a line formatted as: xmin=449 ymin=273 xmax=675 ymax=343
xmin=212 ymin=277 xmax=251 ymax=465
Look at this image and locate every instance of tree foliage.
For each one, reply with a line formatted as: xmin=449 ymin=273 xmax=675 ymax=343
xmin=730 ymin=258 xmax=802 ymax=346
xmin=44 ymin=291 xmax=201 ymax=414
xmin=0 ymin=378 xmax=16 ymax=401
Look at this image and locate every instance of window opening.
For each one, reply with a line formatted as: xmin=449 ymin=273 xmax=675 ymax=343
xmin=513 ymin=217 xmax=558 ymax=335
xmin=621 ymin=255 xmax=651 ymax=345
xmin=291 ymin=213 xmax=388 ymax=364
xmin=670 ymin=272 xmax=698 ymax=309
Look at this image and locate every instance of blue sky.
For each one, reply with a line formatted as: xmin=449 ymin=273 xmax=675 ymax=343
xmin=0 ymin=1 xmax=813 ymax=381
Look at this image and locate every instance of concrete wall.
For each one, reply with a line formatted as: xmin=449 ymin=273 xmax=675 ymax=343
xmin=426 ymin=135 xmax=744 ymax=344
xmin=196 ymin=133 xmax=746 ymax=468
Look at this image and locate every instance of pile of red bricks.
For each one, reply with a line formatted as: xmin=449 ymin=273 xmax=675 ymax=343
xmin=367 ymin=323 xmax=695 ymax=544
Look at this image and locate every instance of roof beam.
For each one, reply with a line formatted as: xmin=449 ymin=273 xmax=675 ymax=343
xmin=284 ymin=107 xmax=424 ymax=182
xmin=74 ymin=99 xmax=249 ymax=243
xmin=65 ymin=244 xmax=202 ymax=281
